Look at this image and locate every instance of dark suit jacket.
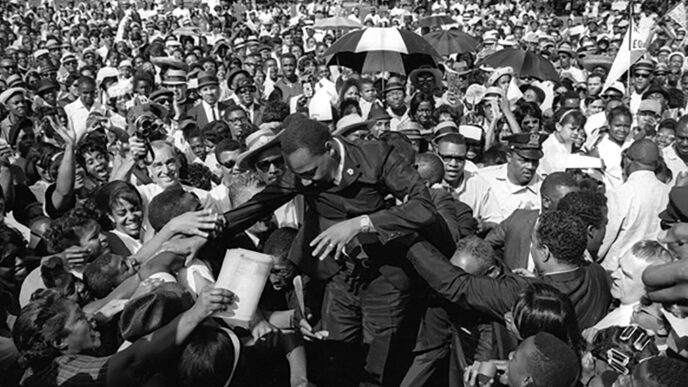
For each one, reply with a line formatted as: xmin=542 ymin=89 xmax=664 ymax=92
xmin=485 ymin=209 xmax=539 ymax=270
xmin=407 ymin=238 xmax=612 ymax=330
xmin=187 ymin=100 xmax=231 ymax=130
xmin=222 ymin=138 xmax=453 ymax=291
xmin=429 ymin=188 xmax=477 ymax=242
xmin=227 ymin=99 xmax=265 ymax=126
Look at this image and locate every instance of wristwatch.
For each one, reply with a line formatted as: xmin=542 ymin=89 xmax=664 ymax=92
xmin=359 ymin=215 xmax=373 ymax=233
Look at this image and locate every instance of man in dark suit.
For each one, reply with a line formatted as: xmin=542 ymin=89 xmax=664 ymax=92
xmin=221 ymin=117 xmax=455 ymax=386
xmin=405 ymin=210 xmax=612 ymax=331
xmin=484 ymin=171 xmax=579 ymax=270
xmin=186 ymin=71 xmax=231 ymax=130
xmin=228 ymin=78 xmax=264 ymax=127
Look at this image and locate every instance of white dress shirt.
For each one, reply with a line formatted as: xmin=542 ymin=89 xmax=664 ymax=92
xmin=444 ymin=170 xmax=502 ymax=223
xmin=600 ymin=170 xmax=671 ymax=271
xmin=64 ymin=99 xmax=102 ymax=139
xmin=202 ymin=100 xmax=220 ymax=122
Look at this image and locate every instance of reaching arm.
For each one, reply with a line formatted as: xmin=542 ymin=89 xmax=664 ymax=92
xmin=49 ymin=118 xmax=82 ymax=213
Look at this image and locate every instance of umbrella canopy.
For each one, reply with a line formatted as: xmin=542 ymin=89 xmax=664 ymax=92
xmin=314 ymin=16 xmax=363 ymax=30
xmin=173 ymin=26 xmax=201 ymax=37
xmin=423 ymin=30 xmax=479 ymax=56
xmin=418 ymin=15 xmax=456 ymax=28
xmin=478 ymin=48 xmax=558 ymax=81
xmin=325 ymin=27 xmax=440 ymax=75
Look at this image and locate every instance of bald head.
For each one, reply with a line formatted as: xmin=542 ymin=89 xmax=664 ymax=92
xmin=626 ymin=139 xmax=660 ymax=169
xmin=415 ymin=152 xmax=445 ymax=186
xmin=540 ymin=172 xmax=579 ymax=212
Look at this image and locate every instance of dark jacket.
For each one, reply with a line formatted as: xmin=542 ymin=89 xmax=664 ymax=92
xmin=485 ymin=209 xmax=539 ymax=270
xmin=186 ymin=100 xmax=232 ymax=130
xmin=222 ymin=138 xmax=453 ymax=291
xmin=407 ymin=238 xmax=612 ymax=330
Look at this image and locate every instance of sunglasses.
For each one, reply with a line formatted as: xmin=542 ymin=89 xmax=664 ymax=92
xmin=219 ymin=159 xmax=236 ymax=169
xmin=635 ymin=72 xmax=650 ymax=78
xmin=255 ymin=157 xmax=284 ymax=172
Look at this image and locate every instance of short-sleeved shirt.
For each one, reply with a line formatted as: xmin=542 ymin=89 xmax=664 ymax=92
xmin=479 ymin=164 xmax=542 ymax=223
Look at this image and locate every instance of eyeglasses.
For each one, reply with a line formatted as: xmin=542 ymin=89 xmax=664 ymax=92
xmin=438 ymin=153 xmax=466 ymax=163
xmin=255 ymin=157 xmax=284 ymax=172
xmin=219 ymin=159 xmax=237 ymax=169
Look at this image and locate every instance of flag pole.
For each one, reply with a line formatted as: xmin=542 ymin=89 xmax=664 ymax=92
xmin=627 ymin=0 xmax=633 ymax=98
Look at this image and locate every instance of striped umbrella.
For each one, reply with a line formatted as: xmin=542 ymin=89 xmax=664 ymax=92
xmin=325 ymin=27 xmax=440 ymax=75
xmin=418 ymin=14 xmax=457 ymax=28
xmin=423 ymin=30 xmax=479 ymax=56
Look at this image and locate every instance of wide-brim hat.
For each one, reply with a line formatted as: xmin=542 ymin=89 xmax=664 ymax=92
xmin=383 ymin=81 xmax=405 ymax=94
xmin=0 ymin=87 xmax=27 ymax=106
xmin=432 ymin=120 xmax=459 ymax=142
xmin=163 ymin=68 xmax=188 ymax=85
xmin=581 ymin=55 xmax=613 ymax=72
xmin=227 ymin=69 xmax=251 ymax=89
xmin=237 ymin=128 xmax=283 ymax=170
xmin=642 ymin=86 xmax=669 ymax=101
xmin=520 ymin=84 xmax=546 ymax=103
xmin=197 ymin=71 xmax=219 ymax=89
xmin=333 ymin=114 xmax=372 ymax=137
xmin=36 ymin=78 xmax=59 ymax=94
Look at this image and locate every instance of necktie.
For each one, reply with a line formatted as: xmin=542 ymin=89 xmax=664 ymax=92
xmin=212 ymin=106 xmax=218 ymax=121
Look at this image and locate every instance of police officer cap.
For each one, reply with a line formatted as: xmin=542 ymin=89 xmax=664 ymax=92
xmin=505 ymin=133 xmax=548 ymax=160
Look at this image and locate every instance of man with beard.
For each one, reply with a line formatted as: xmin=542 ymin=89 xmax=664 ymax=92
xmin=0 ymin=87 xmax=31 ymax=145
xmin=479 ymin=133 xmax=548 ymax=222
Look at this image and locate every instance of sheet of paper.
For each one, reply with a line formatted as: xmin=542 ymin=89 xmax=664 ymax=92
xmin=215 ymin=248 xmax=273 ymax=328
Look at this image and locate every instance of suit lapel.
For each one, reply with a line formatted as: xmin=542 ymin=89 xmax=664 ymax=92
xmin=330 ymin=139 xmax=361 ymax=193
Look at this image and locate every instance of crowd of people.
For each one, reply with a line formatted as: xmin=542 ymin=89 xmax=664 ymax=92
xmin=3 ymin=0 xmax=688 ymax=386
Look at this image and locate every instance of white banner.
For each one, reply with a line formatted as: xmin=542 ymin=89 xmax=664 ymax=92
xmin=603 ymin=16 xmax=654 ymax=92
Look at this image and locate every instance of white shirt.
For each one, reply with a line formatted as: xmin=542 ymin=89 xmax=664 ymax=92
xmin=596 ymin=135 xmax=633 ymax=189
xmin=592 ymin=302 xmax=638 ymax=332
xmin=538 ymin=133 xmax=572 ymax=175
xmin=479 ymin=163 xmax=542 ymax=223
xmin=202 ymin=100 xmax=221 ymax=122
xmin=209 ymin=183 xmax=232 ymax=214
xmin=64 ymin=99 xmax=102 ymax=139
xmin=110 ymin=229 xmax=142 ymax=255
xmin=387 ymin=107 xmax=410 ymax=132
xmin=444 ymin=170 xmax=501 ymax=223
xmin=663 ymin=144 xmax=688 ymax=186
xmin=600 ymin=170 xmax=671 ymax=271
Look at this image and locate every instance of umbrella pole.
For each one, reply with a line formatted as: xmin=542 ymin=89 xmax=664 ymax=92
xmin=627 ymin=1 xmax=633 ymax=98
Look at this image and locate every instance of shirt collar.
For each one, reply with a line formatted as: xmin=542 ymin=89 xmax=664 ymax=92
xmin=497 ymin=164 xmax=541 ymax=194
xmin=333 ymin=138 xmax=346 ymax=186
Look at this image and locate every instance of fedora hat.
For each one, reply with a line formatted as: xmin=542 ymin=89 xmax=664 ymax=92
xmin=163 ymin=69 xmax=187 ymax=85
xmin=383 ymin=81 xmax=405 ymax=94
xmin=197 ymin=71 xmax=219 ymax=90
xmin=237 ymin=128 xmax=283 ymax=170
xmin=333 ymin=114 xmax=372 ymax=137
